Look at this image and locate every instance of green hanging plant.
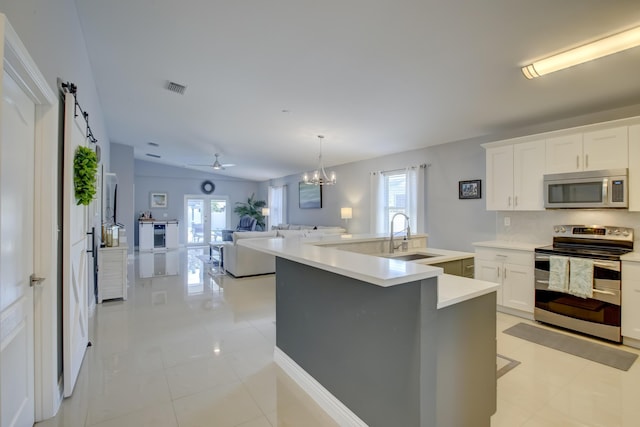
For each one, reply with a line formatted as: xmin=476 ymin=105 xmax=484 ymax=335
xmin=74 ymin=146 xmax=98 ymax=206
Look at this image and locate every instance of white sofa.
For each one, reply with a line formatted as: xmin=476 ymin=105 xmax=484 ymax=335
xmin=223 ymin=231 xmax=278 ymax=278
xmin=223 ymin=226 xmax=346 ymax=277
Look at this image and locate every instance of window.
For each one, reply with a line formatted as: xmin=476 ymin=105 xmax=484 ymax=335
xmin=268 ymin=185 xmax=287 ymax=229
xmin=385 ymin=171 xmax=408 ymax=234
xmin=370 ymin=166 xmax=425 ymax=234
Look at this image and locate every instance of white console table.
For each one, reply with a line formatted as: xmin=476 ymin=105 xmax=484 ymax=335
xmin=139 ymin=220 xmax=179 ymax=251
xmin=98 ymin=245 xmax=128 ymax=303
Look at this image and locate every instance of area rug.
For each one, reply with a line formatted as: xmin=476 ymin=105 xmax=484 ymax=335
xmin=497 ymin=354 xmax=520 ymax=378
xmin=503 ymin=322 xmax=638 ymax=371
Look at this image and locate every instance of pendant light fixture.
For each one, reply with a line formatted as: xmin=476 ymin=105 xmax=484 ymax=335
xmin=303 ymin=135 xmax=337 ymax=185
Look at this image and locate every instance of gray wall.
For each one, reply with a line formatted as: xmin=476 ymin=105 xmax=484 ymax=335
xmin=261 ymin=104 xmax=640 ymax=253
xmin=262 ymin=139 xmax=496 ymax=252
xmin=134 ymin=159 xmax=262 ymax=246
xmin=110 ymin=143 xmax=135 ymax=254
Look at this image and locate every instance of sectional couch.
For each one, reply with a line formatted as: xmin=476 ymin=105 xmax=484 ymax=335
xmin=223 ymin=225 xmax=346 ymax=277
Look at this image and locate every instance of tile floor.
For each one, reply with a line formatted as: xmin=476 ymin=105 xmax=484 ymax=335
xmin=36 ymin=248 xmax=640 ymax=427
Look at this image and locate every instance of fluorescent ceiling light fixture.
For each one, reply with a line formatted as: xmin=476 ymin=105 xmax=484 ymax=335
xmin=522 ymin=26 xmax=640 ymax=79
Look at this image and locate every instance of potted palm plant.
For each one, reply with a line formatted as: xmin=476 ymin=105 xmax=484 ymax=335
xmin=234 ymin=193 xmax=267 ymax=230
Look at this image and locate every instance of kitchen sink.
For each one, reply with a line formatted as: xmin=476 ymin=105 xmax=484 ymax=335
xmin=385 ymin=253 xmax=439 ymax=261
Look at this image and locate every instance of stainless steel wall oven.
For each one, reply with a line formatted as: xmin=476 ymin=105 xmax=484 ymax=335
xmin=534 ymin=225 xmax=633 ymax=342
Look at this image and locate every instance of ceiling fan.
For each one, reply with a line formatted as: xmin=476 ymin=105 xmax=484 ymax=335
xmin=190 ymin=153 xmax=235 ymax=170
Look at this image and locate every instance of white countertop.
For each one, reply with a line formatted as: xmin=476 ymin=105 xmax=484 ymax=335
xmin=438 ymin=274 xmax=500 ymax=309
xmin=621 ymin=252 xmax=640 ymax=262
xmin=240 ymin=237 xmax=442 ymax=287
xmin=473 ymin=240 xmax=542 ymax=252
xmin=240 ymin=235 xmax=499 ymax=308
xmin=306 ymin=232 xmax=428 ymax=245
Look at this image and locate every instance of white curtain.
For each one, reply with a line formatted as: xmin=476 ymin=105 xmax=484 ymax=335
xmin=268 ymin=185 xmax=287 ymax=228
xmin=406 ymin=165 xmax=426 ymax=233
xmin=369 ymin=172 xmax=385 ymax=233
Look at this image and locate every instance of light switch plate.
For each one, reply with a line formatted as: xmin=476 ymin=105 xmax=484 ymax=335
xmin=504 ymin=217 xmax=511 ymax=226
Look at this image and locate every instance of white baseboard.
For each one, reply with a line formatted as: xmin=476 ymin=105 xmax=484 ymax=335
xmin=273 ymin=347 xmax=367 ymax=427
xmin=623 ymin=336 xmax=640 ymax=349
xmin=497 ymin=305 xmax=534 ymax=320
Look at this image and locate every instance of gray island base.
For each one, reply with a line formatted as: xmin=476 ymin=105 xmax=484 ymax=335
xmin=275 ymin=257 xmax=496 ymax=427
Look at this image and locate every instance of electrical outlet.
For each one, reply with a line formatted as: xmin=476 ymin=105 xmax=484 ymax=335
xmin=504 ymin=217 xmax=511 ymax=227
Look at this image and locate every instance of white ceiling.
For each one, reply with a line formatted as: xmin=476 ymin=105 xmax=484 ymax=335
xmin=74 ymin=0 xmax=640 ymax=181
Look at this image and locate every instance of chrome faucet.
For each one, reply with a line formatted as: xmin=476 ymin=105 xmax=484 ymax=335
xmin=389 ymin=213 xmax=411 ymax=254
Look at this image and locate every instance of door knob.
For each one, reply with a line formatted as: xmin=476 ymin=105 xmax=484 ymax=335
xmin=30 ymin=274 xmax=45 ymax=287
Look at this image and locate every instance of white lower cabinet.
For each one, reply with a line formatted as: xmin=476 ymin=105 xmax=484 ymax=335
xmin=166 ymin=222 xmax=179 ymax=249
xmin=98 ymin=245 xmax=128 ymax=302
xmin=139 ymin=222 xmax=154 ymax=250
xmin=622 ymin=261 xmax=640 ymax=341
xmin=474 ymin=246 xmax=534 ymax=314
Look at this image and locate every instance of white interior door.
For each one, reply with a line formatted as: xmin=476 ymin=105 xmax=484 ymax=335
xmin=62 ymin=93 xmax=89 ymax=397
xmin=0 ymin=70 xmax=36 ymax=427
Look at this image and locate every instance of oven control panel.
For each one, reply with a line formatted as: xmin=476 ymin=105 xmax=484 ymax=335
xmin=552 ymin=225 xmax=633 ymax=241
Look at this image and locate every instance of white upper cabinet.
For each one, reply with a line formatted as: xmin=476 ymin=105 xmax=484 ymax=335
xmin=545 ymin=134 xmax=582 ymax=173
xmin=486 ymin=145 xmax=513 ymax=211
xmin=485 ymin=140 xmax=545 ymax=211
xmin=629 ymin=125 xmax=640 ymax=211
xmin=545 ymin=127 xmax=628 ymax=174
xmin=582 ymin=126 xmax=628 ymax=171
xmin=513 ymin=141 xmax=546 ymax=210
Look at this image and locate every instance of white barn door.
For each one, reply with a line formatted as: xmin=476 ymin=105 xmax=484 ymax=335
xmin=62 ymin=93 xmax=90 ymax=397
xmin=0 ymin=69 xmax=36 ymax=425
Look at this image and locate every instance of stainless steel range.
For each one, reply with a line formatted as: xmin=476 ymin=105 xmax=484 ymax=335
xmin=534 ymin=225 xmax=633 ymax=343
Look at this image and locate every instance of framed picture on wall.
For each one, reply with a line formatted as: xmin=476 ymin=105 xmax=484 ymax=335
xmin=150 ymin=192 xmax=168 ymax=208
xmin=459 ymin=180 xmax=481 ymax=199
xmin=299 ymin=182 xmax=322 ymax=209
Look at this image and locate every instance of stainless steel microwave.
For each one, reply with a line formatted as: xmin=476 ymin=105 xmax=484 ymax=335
xmin=543 ymin=168 xmax=628 ymax=209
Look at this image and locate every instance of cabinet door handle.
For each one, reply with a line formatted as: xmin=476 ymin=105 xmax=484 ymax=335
xmin=496 ymin=267 xmax=500 ymax=278
xmin=515 ymin=196 xmax=518 ymax=206
xmin=503 ymin=268 xmax=507 ymax=279
xmin=585 ymin=154 xmax=589 ymax=169
xmin=576 ymin=155 xmax=580 ymax=169
xmin=508 ymin=196 xmax=512 ymax=206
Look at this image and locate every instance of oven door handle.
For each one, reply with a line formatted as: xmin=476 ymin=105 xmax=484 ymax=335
xmin=592 ymin=289 xmax=616 ymax=296
xmin=536 ymin=279 xmax=549 ymax=285
xmin=592 ymin=260 xmax=620 ymax=270
xmin=536 ymin=254 xmax=619 ymax=271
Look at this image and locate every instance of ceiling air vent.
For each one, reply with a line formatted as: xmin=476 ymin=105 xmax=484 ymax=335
xmin=166 ymin=81 xmax=187 ymax=95
xmin=146 ymin=153 xmax=161 ymax=159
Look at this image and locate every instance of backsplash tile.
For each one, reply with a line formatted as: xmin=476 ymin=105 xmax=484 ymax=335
xmin=496 ymin=211 xmax=640 ymax=246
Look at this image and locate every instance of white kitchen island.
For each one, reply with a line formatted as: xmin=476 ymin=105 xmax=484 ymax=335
xmin=241 ymin=236 xmax=498 ymax=427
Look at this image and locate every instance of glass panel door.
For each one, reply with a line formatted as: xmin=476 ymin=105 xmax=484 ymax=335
xmin=185 ymin=196 xmax=229 ymax=245
xmin=210 ymin=199 xmax=227 ymax=242
xmin=186 ymin=198 xmax=205 ymax=245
